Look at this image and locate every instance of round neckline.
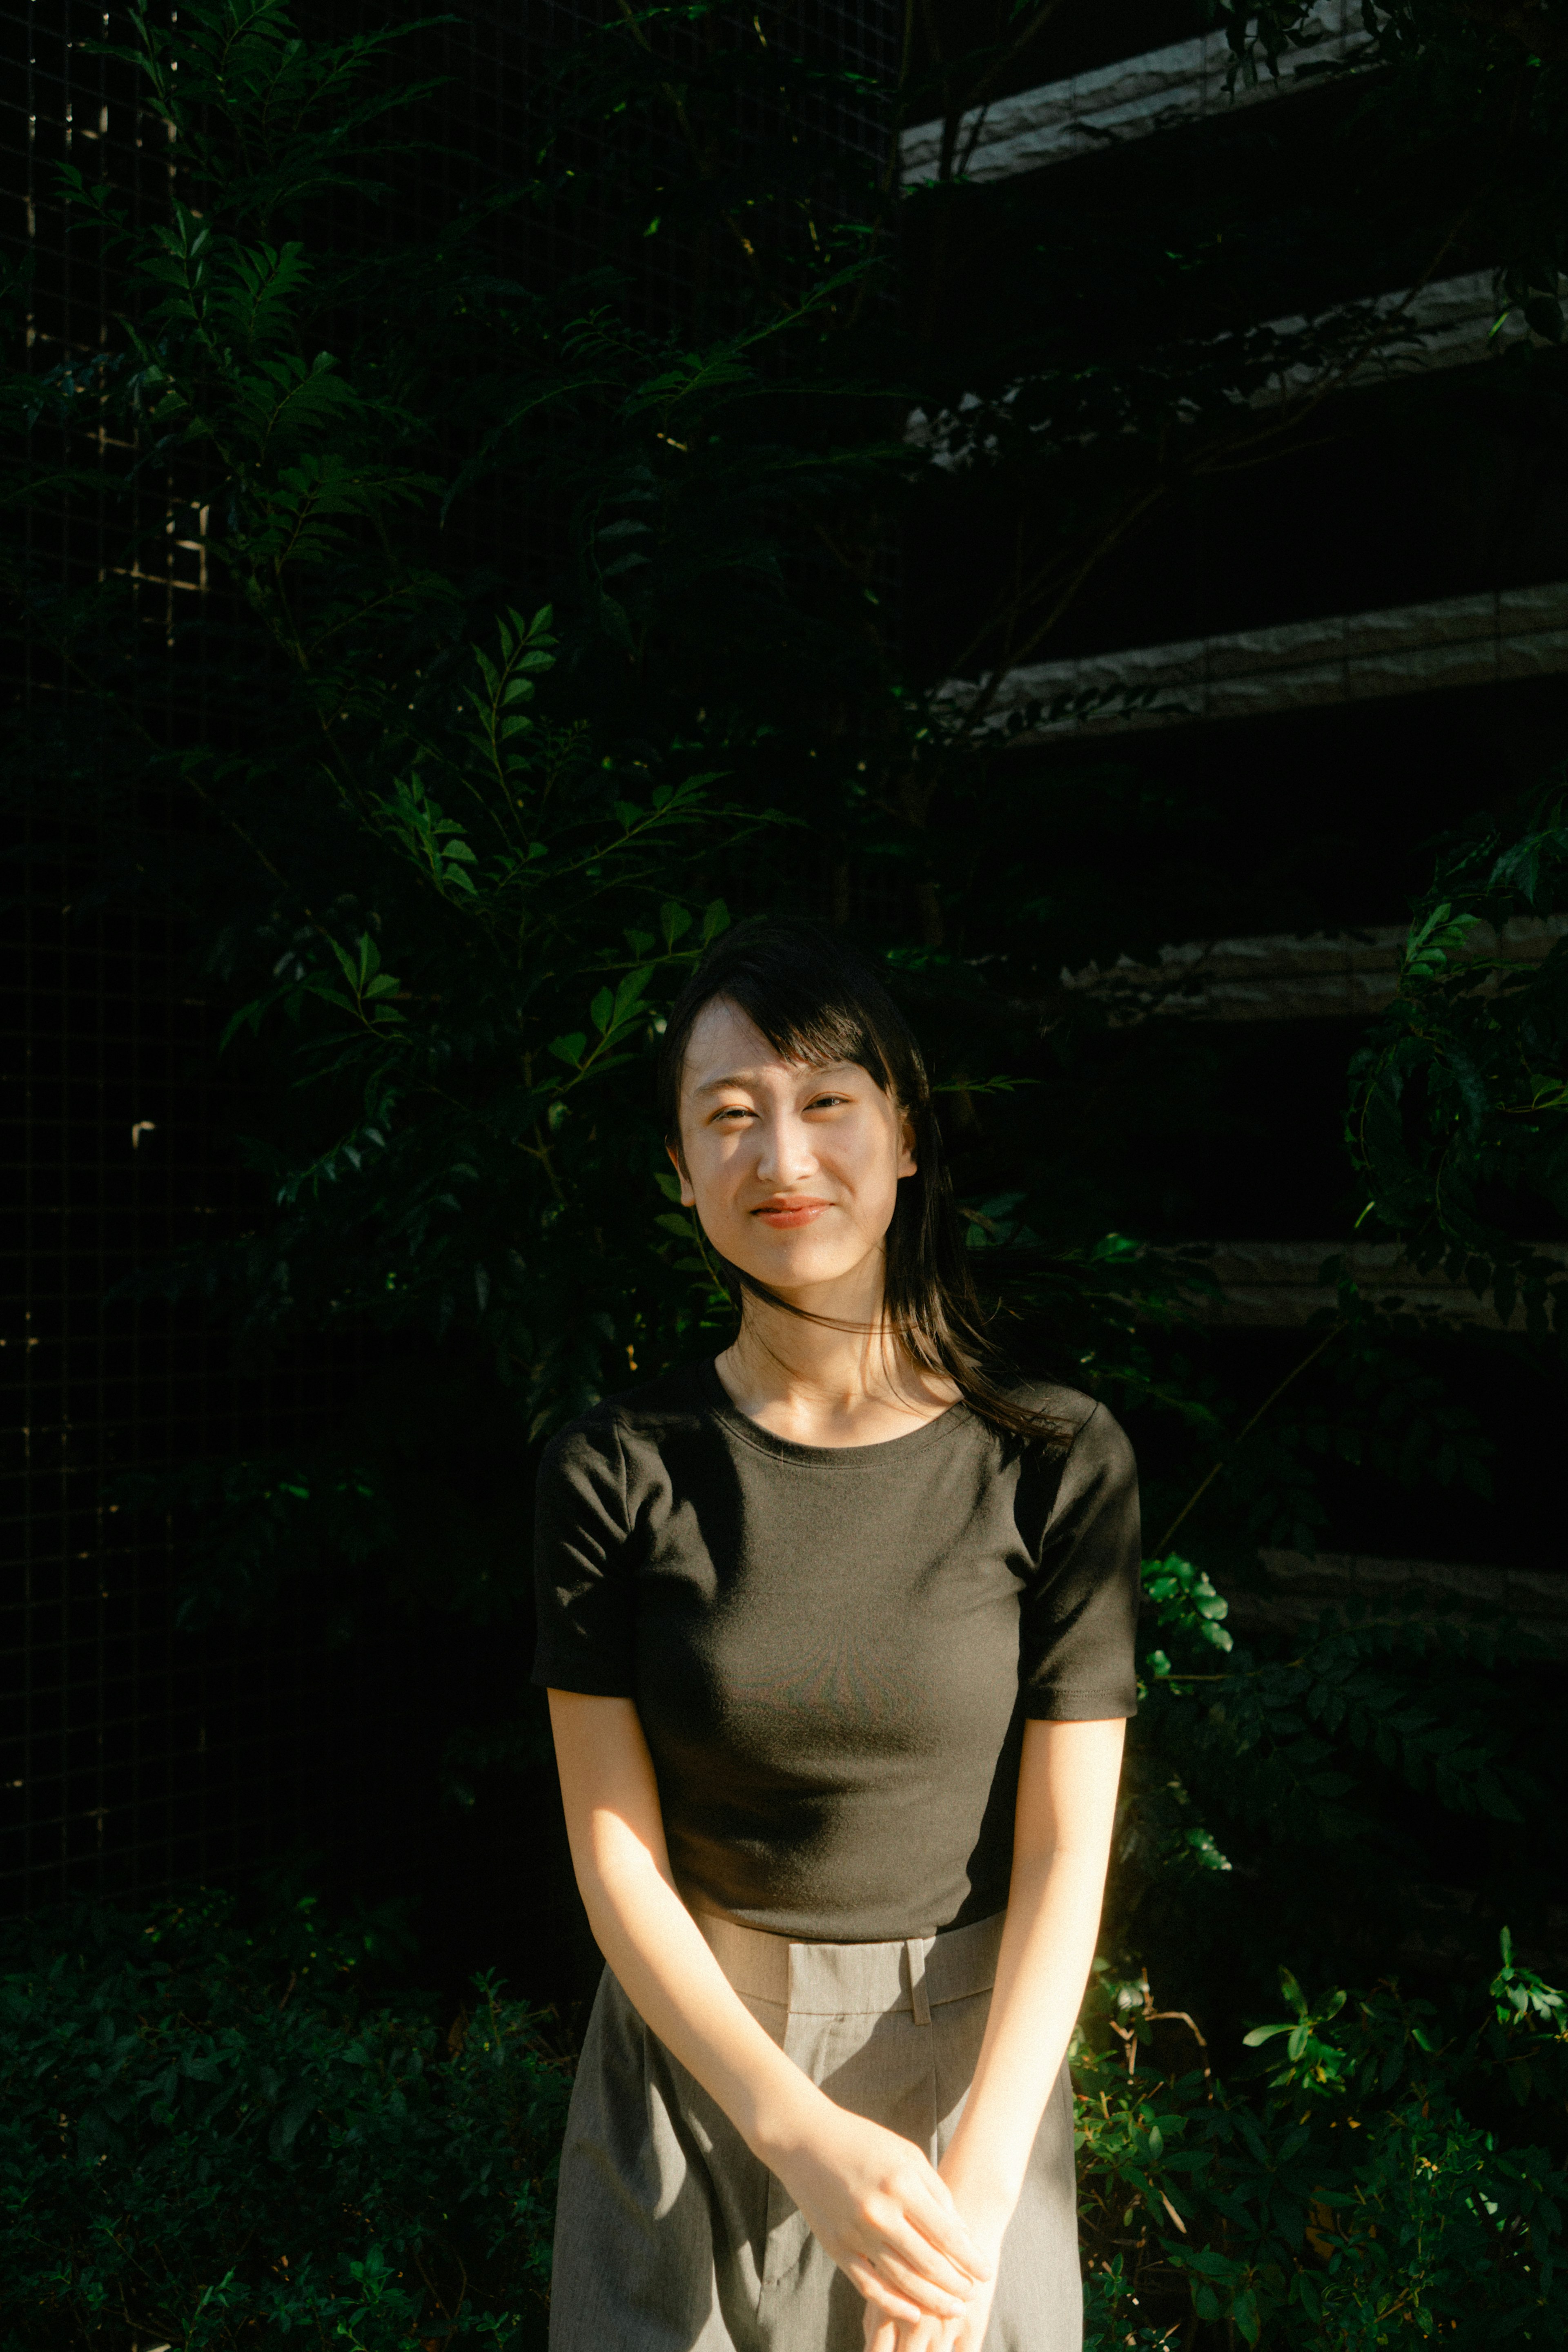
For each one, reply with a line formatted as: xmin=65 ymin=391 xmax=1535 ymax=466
xmin=696 ymin=1357 xmax=971 ymax=1467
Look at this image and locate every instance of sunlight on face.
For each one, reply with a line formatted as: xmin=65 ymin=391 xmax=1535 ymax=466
xmin=672 ymin=999 xmax=917 ymax=1296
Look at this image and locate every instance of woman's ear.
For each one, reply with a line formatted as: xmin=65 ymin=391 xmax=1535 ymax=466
xmin=666 ymin=1137 xmax=697 ymax=1209
xmin=896 ymin=1109 xmax=919 ymax=1181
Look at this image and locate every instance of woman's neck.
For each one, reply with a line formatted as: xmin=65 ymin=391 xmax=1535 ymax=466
xmin=714 ymin=1277 xmax=960 ymax=1449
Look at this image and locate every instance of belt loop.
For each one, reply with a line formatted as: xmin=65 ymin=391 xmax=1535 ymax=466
xmin=906 ymin=1937 xmax=932 ymax=2027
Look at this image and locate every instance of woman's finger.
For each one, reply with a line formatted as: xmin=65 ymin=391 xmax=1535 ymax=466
xmin=842 ymin=2257 xmax=926 ymax=2325
xmin=860 ymin=2243 xmax=970 ymax=2316
xmin=864 ymin=2289 xmax=946 ymax=2352
xmin=862 ymin=2305 xmax=900 ymax=2352
xmin=898 ymin=2188 xmax=994 ymax=2284
xmin=893 ymin=2312 xmax=955 ymax=2352
xmin=844 ymin=2184 xmax=983 ymax=2305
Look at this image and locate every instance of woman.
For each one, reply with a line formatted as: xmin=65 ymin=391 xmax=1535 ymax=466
xmin=533 ymin=921 xmax=1140 ymax=2352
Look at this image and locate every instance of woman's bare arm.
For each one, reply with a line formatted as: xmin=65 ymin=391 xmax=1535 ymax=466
xmin=548 ymin=1689 xmax=992 ymax=2326
xmin=864 ymin=1715 xmax=1127 ymax=2352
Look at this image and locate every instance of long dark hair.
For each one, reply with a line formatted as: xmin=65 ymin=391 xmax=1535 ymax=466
xmin=656 ymin=919 xmax=1071 ymax=1448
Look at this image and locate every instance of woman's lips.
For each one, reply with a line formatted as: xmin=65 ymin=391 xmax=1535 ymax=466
xmin=751 ymin=1199 xmax=832 ymax=1229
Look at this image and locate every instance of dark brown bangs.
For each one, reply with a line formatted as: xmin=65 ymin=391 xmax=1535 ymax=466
xmin=656 ymin=923 xmax=914 ymax=1144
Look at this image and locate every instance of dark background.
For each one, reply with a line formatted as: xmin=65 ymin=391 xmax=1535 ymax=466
xmin=4 ymin=0 xmax=1564 ymax=2017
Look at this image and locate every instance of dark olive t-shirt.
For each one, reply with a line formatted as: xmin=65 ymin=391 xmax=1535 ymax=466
xmin=531 ymin=1360 xmax=1140 ymax=1943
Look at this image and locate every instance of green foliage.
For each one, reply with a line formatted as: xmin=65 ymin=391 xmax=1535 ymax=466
xmin=1205 ymin=0 xmax=1568 ymax=329
xmin=1076 ymin=1934 xmax=1568 ymax=2349
xmin=109 ymin=1453 xmax=397 ymax=1631
xmin=0 ymin=1890 xmax=569 ymax=2351
xmin=12 ymin=1884 xmax=1565 ymax=2352
xmin=1348 ymin=798 xmax=1568 ymax=1330
xmin=1115 ymin=1557 xmax=1541 ymax=2004
xmin=12 ymin=0 xmax=830 ymax=1429
xmin=1143 ymin=1553 xmax=1236 ymax=1672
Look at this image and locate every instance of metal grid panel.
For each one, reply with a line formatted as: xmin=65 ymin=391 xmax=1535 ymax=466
xmin=0 ymin=2 xmax=326 ymax=1909
xmin=0 ymin=861 xmax=346 ymax=1904
xmin=0 ymin=0 xmax=898 ymax=1915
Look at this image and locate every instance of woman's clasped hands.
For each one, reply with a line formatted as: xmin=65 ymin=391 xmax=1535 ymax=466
xmin=857 ymin=2169 xmax=1004 ymax=2352
xmin=764 ymin=2101 xmax=998 ymax=2348
xmin=860 ymin=2256 xmax=999 ymax=2352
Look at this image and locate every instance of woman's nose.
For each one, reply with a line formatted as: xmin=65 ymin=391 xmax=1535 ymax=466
xmin=754 ymin=1112 xmax=817 ymax=1186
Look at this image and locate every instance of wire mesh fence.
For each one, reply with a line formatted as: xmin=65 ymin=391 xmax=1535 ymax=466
xmin=0 ymin=0 xmax=899 ymax=1917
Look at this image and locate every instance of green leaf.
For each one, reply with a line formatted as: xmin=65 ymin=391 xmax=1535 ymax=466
xmin=599 ymin=593 xmax=633 ymax=650
xmin=268 ymin=2090 xmax=316 ymax=2158
xmin=611 ymin=969 xmax=652 ymax=1027
xmin=1184 ymin=1825 xmax=1232 ymax=1873
xmin=655 ymin=1213 xmax=693 ymax=1238
xmin=590 ymin=988 xmax=615 ymax=1034
xmin=701 ymin=896 xmax=730 ymax=944
xmin=549 ymin=1033 xmax=586 ymax=1068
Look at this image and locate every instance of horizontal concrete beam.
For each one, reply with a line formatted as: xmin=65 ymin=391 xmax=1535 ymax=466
xmin=1187 ymin=1240 xmax=1568 ymax=1329
xmin=939 ymin=581 xmax=1568 ymax=738
xmin=901 ymin=4 xmax=1360 ymax=184
xmin=1255 ymin=269 xmax=1533 ymax=400
xmin=1235 ymin=268 xmax=1548 ymax=420
xmin=1062 ymin=914 xmax=1568 ymax=1022
xmin=906 ymin=272 xmax=1539 ymax=473
xmin=1226 ymin=1549 xmax=1568 ymax=1653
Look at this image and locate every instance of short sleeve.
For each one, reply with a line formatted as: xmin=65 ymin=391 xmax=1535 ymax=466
xmin=1018 ymin=1403 xmax=1141 ymax=1720
xmin=530 ymin=1416 xmax=639 ymax=1697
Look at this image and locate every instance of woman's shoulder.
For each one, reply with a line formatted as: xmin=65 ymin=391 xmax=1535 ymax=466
xmin=999 ymin=1378 xmax=1136 ymax=1482
xmin=539 ymin=1360 xmax=713 ymax=1477
xmin=999 ymin=1377 xmax=1122 ymax=1440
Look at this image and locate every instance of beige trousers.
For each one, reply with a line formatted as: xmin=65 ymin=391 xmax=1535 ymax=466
xmin=548 ymin=1909 xmax=1081 ymax=2351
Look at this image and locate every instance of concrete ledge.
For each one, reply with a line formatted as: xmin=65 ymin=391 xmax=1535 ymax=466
xmin=939 ymin=582 xmax=1568 ymax=738
xmin=905 ymin=271 xmax=1540 ymax=475
xmin=1062 ymin=915 xmax=1568 ymax=1022
xmin=900 ymin=5 xmax=1361 ymax=184
xmin=1252 ymin=268 xmax=1536 ymax=401
xmin=1187 ymin=1240 xmax=1568 ymax=1329
xmin=1226 ymin=1548 xmax=1568 ymax=1654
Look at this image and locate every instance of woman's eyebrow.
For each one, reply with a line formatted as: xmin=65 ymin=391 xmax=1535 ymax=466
xmin=691 ymin=1061 xmax=855 ymax=1097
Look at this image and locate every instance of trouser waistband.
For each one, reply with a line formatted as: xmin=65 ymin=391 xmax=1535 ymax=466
xmin=691 ymin=1907 xmax=1005 ymax=2023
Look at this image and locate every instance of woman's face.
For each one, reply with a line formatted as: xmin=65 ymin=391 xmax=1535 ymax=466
xmin=671 ymin=998 xmax=916 ymax=1294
